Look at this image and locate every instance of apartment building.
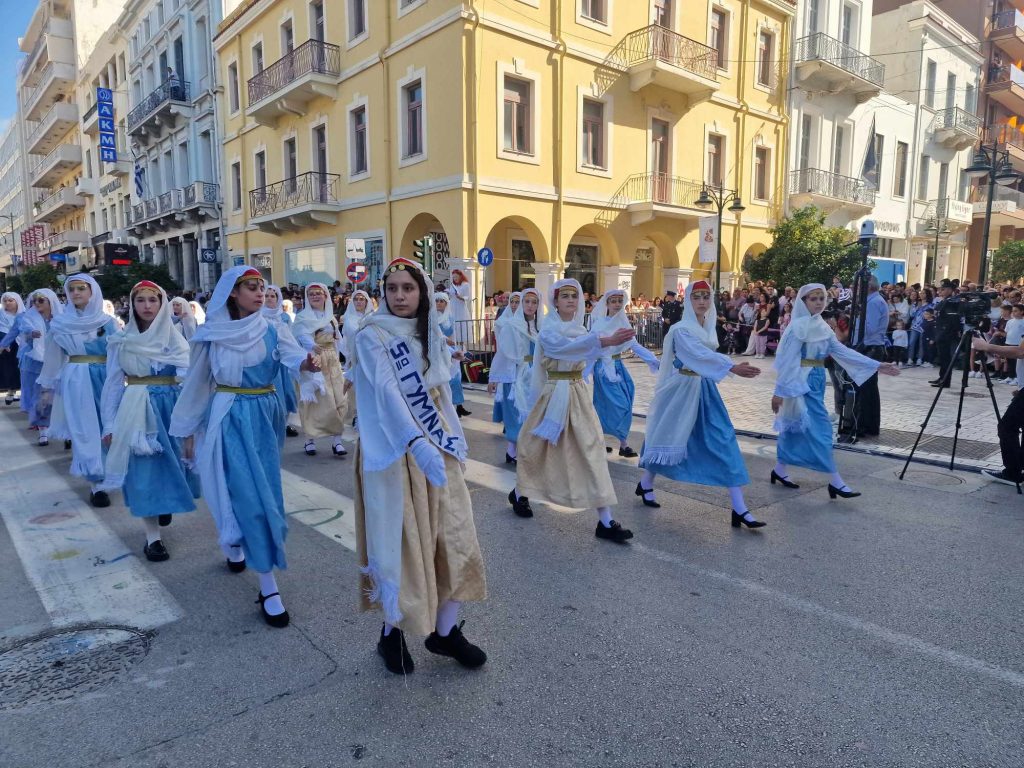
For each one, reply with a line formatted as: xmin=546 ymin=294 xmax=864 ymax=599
xmin=0 ymin=118 xmax=32 ymax=273
xmin=216 ymin=0 xmax=795 ymax=304
xmin=121 ymin=0 xmax=224 ymax=291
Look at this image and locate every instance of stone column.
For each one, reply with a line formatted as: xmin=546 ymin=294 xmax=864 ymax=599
xmin=152 ymin=244 xmax=166 ymax=266
xmin=531 ymin=262 xmax=564 ymax=302
xmin=600 ymin=264 xmax=637 ymax=296
xmin=182 ymin=238 xmax=197 ymax=292
xmin=167 ymin=242 xmax=181 ymax=285
xmin=718 ymin=271 xmax=735 ymax=292
xmin=662 ymin=268 xmax=686 ymax=296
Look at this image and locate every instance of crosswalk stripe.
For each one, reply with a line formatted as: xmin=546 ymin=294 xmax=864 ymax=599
xmin=281 ymin=469 xmax=357 ymax=551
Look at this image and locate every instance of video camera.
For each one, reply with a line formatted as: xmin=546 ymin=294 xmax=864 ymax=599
xmin=956 ymin=290 xmax=998 ymax=328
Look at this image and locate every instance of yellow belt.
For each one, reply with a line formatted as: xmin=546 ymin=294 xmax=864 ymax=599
xmin=611 ymin=353 xmax=622 ymax=360
xmin=126 ymin=375 xmax=178 ymax=386
xmin=68 ymin=355 xmax=106 ymax=364
xmin=677 ymin=368 xmax=700 ymax=377
xmin=523 ymin=355 xmax=533 ymax=363
xmin=215 ymin=385 xmax=276 ymax=395
xmin=801 ymin=359 xmax=825 ymax=368
xmin=547 ymin=370 xmax=583 ymax=381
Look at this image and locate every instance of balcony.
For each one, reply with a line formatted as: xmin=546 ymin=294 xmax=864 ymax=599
xmin=39 ymin=229 xmax=91 ymax=254
xmin=972 ymin=185 xmax=1024 ymax=228
xmin=788 ymin=168 xmax=875 ymax=213
xmin=82 ymin=101 xmax=100 ymax=135
xmin=31 ymin=143 xmax=82 ymax=187
xmin=249 ymin=172 xmax=342 ymax=233
xmin=21 ymin=17 xmax=74 ymax=88
xmin=986 ymin=64 xmax=1024 ymax=116
xmin=25 ymin=101 xmax=78 ymax=156
xmin=619 ymin=173 xmax=707 ymax=226
xmin=33 ymin=187 xmax=85 ymax=224
xmin=128 ymin=181 xmax=220 ymax=235
xmin=617 ymin=25 xmax=719 ymax=102
xmin=985 ymin=124 xmax=1024 ymax=170
xmin=990 ymin=10 xmax=1024 ymax=62
xmin=247 ymin=40 xmax=342 ymax=126
xmin=917 ymin=197 xmax=973 ymax=237
xmin=127 ymin=79 xmax=192 ymax=143
xmin=794 ymin=33 xmax=885 ymax=103
xmin=930 ymin=107 xmax=982 ymax=151
xmin=20 ymin=62 xmax=77 ymax=122
xmin=75 ymin=177 xmax=99 ymax=197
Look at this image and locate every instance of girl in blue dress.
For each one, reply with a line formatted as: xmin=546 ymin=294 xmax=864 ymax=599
xmin=488 ymin=291 xmax=522 ymax=462
xmin=171 ymin=267 xmax=321 ymax=628
xmin=0 ymin=292 xmax=24 ymax=405
xmin=590 ymin=289 xmax=659 ymax=458
xmin=771 ymin=283 xmax=898 ymax=498
xmin=435 ymin=292 xmax=470 ymax=417
xmin=2 ymin=290 xmax=61 ymax=441
xmin=637 ymin=281 xmax=765 ymax=529
xmin=100 ymin=281 xmax=199 ymax=562
xmin=40 ymin=275 xmax=118 ymax=507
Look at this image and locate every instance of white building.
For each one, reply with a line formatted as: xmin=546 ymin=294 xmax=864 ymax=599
xmin=0 ymin=117 xmax=32 ymax=274
xmin=120 ymin=0 xmax=224 ymax=291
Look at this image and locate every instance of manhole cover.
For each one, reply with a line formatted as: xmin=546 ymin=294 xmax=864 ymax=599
xmin=896 ymin=469 xmax=966 ymax=487
xmin=0 ymin=625 xmax=151 ymax=711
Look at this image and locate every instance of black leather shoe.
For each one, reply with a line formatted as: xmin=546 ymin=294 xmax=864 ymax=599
xmin=226 ymin=557 xmax=247 ymax=573
xmin=605 ymin=446 xmax=612 ymax=453
xmin=731 ymin=510 xmax=766 ymax=529
xmin=456 ymin=405 xmax=471 ymax=417
xmin=158 ymin=514 xmax=173 ymax=527
xmin=505 ymin=452 xmax=517 ymax=464
xmin=63 ymin=440 xmax=71 ymax=450
xmin=827 ymin=484 xmax=861 ymax=499
xmin=595 ymin=520 xmax=633 ymax=543
xmin=286 ymin=425 xmax=299 ymax=437
xmin=770 ymin=470 xmax=800 ymax=489
xmin=332 ymin=443 xmax=348 ymax=457
xmin=377 ymin=625 xmax=414 ymax=674
xmin=425 ymin=621 xmax=487 ymax=668
xmin=256 ymin=591 xmax=290 ymax=628
xmin=508 ymin=489 xmax=533 ymax=518
xmin=930 ymin=382 xmax=949 ymax=388
xmin=143 ymin=540 xmax=169 ymax=562
xmin=90 ymin=491 xmax=110 ymax=508
xmin=304 ymin=440 xmax=316 ymax=456
xmin=618 ymin=447 xmax=639 ymax=458
xmin=635 ymin=482 xmax=661 ymax=508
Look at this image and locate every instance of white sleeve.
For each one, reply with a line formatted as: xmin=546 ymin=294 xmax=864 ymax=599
xmin=772 ymin=333 xmax=807 ymax=398
xmin=674 ymin=332 xmax=734 ymax=382
xmin=100 ymin=344 xmax=127 ymax=434
xmin=37 ymin=334 xmax=66 ymax=390
xmin=169 ymin=343 xmax=215 ymax=438
xmin=538 ymin=327 xmax=604 ymax=362
xmin=629 ymin=341 xmax=659 ymax=369
xmin=827 ymin=336 xmax=880 ymax=387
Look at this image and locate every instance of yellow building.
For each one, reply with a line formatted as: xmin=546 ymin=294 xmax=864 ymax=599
xmin=216 ymin=0 xmax=794 ymax=305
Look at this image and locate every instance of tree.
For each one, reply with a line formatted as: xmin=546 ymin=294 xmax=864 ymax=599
xmin=17 ymin=263 xmax=61 ymax=294
xmin=989 ymin=240 xmax=1024 ymax=285
xmin=93 ymin=264 xmax=179 ymax=301
xmin=748 ymin=206 xmax=867 ymax=288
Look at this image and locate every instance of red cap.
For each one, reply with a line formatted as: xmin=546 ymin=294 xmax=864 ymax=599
xmin=132 ymin=280 xmax=161 ymax=293
xmin=691 ymin=280 xmax=712 ymax=292
xmin=234 ymin=268 xmax=264 ymax=285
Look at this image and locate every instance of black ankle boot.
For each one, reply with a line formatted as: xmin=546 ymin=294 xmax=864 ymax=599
xmin=508 ymin=489 xmax=534 ymax=518
xmin=425 ymin=621 xmax=487 ymax=668
xmin=377 ymin=625 xmax=414 ymax=674
xmin=456 ymin=404 xmax=471 ymax=417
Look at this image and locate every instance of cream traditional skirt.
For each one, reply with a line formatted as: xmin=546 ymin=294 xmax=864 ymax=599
xmin=299 ymin=330 xmax=347 ymax=438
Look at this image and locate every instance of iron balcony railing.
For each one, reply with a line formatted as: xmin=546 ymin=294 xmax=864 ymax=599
xmin=794 ymin=32 xmax=885 ymax=88
xmin=988 ymin=64 xmax=1024 ymax=89
xmin=991 ymin=9 xmax=1024 ymax=35
xmin=931 ymin=106 xmax=982 ymax=135
xmin=127 ymin=77 xmax=190 ymax=133
xmin=622 ymin=172 xmax=707 ymax=208
xmin=249 ymin=171 xmax=341 ymax=218
xmin=83 ymin=101 xmax=98 ymax=122
xmin=247 ymin=39 xmax=342 ymax=105
xmin=31 ymin=142 xmax=78 ymax=176
xmin=618 ymin=25 xmax=718 ymax=82
xmin=985 ymin=123 xmax=1024 ymax=150
xmin=184 ymin=180 xmax=219 ymax=206
xmin=789 ymin=168 xmax=877 ymax=207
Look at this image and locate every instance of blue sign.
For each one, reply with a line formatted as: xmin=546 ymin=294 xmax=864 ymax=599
xmin=97 ymin=86 xmax=117 ymax=164
xmin=48 ymin=252 xmax=66 ymax=263
xmin=200 ymin=248 xmax=218 ymax=264
xmin=96 ymin=87 xmax=113 ymax=103
xmin=476 ymin=247 xmax=494 ymax=267
xmin=100 ymin=148 xmax=117 ymax=163
xmin=99 ymin=133 xmax=116 ymax=148
xmin=232 ymin=255 xmax=245 ymax=266
xmin=98 ymin=117 xmax=115 ymax=132
xmin=98 ymin=103 xmax=114 ymax=118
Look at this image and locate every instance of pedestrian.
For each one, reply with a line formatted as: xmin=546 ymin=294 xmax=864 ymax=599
xmin=0 ymin=291 xmax=25 ymax=404
xmin=590 ymin=288 xmax=659 ymax=457
xmin=351 ymin=257 xmax=488 ymax=674
xmin=488 ymin=291 xmax=524 ymax=463
xmin=5 ymin=290 xmax=61 ymax=442
xmin=891 ymin=320 xmax=909 ymax=366
xmin=449 ymin=269 xmax=473 ymax=344
xmin=100 ymin=281 xmax=198 ymax=562
xmin=435 ymin=292 xmax=471 ymax=418
xmin=510 ymin=279 xmax=638 ymax=542
xmin=635 ymin=281 xmax=765 ymax=528
xmin=972 ymin=334 xmax=1024 ymax=486
xmin=770 ymin=284 xmax=899 ymax=498
xmin=170 ymin=267 xmax=322 ymax=628
xmin=1004 ymin=304 xmax=1024 ymax=386
xmin=753 ymin=305 xmax=771 ymax=359
xmin=739 ymin=295 xmax=758 ymax=354
xmin=930 ymin=280 xmax=962 ymax=389
xmin=661 ymin=290 xmax=682 ymax=334
xmin=293 ymin=282 xmax=348 ymax=457
xmin=170 ymin=296 xmax=198 ymax=340
xmin=262 ymin=285 xmax=302 ymax=437
xmin=39 ymin=275 xmax=117 ymax=507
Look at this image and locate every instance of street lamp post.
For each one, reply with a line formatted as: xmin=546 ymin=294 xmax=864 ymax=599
xmin=965 ymin=141 xmax=1021 ymax=286
xmin=694 ymin=183 xmax=745 ymax=294
xmin=923 ymin=216 xmax=951 ymax=287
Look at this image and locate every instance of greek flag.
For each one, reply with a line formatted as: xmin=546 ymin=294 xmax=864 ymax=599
xmin=860 ymin=115 xmax=879 ymax=191
xmin=134 ymin=162 xmax=146 ymax=198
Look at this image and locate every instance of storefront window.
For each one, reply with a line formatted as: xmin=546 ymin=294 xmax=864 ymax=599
xmin=512 ymin=239 xmax=535 ymax=289
xmin=285 ymin=244 xmax=337 ymax=287
xmin=565 ymin=243 xmax=598 ymax=296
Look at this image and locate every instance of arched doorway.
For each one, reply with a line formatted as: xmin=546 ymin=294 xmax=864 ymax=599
xmin=481 ymin=216 xmax=551 ymax=293
xmin=399 ymin=213 xmax=451 ymax=284
xmin=565 ymin=224 xmax=618 ymax=298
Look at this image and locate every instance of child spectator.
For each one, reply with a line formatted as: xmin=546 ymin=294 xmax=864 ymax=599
xmin=753 ymin=306 xmax=771 ymax=359
xmin=1004 ymin=305 xmax=1024 ymax=386
xmin=891 ymin=320 xmax=909 ymax=367
xmin=921 ymin=308 xmax=937 ymax=366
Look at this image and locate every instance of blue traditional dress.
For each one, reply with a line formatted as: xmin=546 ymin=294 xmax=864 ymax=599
xmin=262 ymin=286 xmax=299 ymax=424
xmin=439 ymin=317 xmax=466 ymax=406
xmin=1 ymin=310 xmax=36 ymax=417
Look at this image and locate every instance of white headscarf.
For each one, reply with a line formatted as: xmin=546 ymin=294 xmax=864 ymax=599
xmin=292 ymin=282 xmax=338 ymax=343
xmin=281 ymin=299 xmax=295 ymax=321
xmin=773 ymin=283 xmax=833 ymax=434
xmin=494 ymin=291 xmax=521 ymax=333
xmin=0 ymin=292 xmax=25 ymax=334
xmin=434 ymin=291 xmax=453 ymax=329
xmin=170 ymin=296 xmax=198 ymax=339
xmin=22 ymin=289 xmax=63 ymax=362
xmin=50 ymin=274 xmax=110 ymax=345
xmin=189 ymin=301 xmax=206 ymax=324
xmin=591 ymin=288 xmax=632 ymax=382
xmin=529 ymin=278 xmax=586 ymax=443
xmin=779 ymin=283 xmax=832 ymax=344
xmin=102 ymin=282 xmax=191 ymax=490
xmin=342 ymin=289 xmax=372 ymax=364
xmin=261 ymin=284 xmax=286 ymax=324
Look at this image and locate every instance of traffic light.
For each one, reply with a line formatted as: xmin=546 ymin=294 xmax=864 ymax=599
xmin=412 ymin=235 xmax=434 ymax=269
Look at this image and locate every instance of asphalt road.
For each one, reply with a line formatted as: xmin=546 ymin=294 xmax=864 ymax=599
xmin=1 ymin=390 xmax=1022 ymax=768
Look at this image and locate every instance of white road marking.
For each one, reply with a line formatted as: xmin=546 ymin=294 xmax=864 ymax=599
xmin=281 ymin=469 xmax=357 ymax=551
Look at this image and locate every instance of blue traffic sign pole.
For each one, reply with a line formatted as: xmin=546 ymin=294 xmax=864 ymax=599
xmin=476 ymin=247 xmax=494 ymax=267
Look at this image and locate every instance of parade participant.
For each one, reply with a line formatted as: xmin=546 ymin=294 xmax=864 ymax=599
xmin=771 ymin=284 xmax=899 ymax=498
xmin=0 ymin=292 xmax=25 ymax=405
xmin=341 ymin=289 xmax=372 ymax=425
xmin=590 ymin=288 xmax=659 ymax=457
xmin=488 ymin=291 xmax=523 ymax=463
xmin=170 ymin=267 xmax=322 ymax=628
xmin=189 ymin=300 xmax=206 ymax=326
xmin=510 ymin=278 xmax=637 ymax=543
xmin=262 ymin=285 xmax=301 ymax=437
xmin=449 ymin=268 xmax=473 ymax=345
xmin=281 ymin=298 xmax=296 ymax=322
xmin=292 ymin=282 xmax=348 ymax=457
xmin=170 ymin=297 xmax=198 ymax=340
xmin=39 ymin=275 xmax=118 ymax=507
xmin=100 ymin=282 xmax=198 ymax=561
xmin=103 ymin=299 xmax=125 ymax=330
xmin=352 ymin=257 xmax=487 ymax=674
xmin=435 ymin=291 xmax=471 ymax=418
xmin=5 ymin=290 xmax=62 ymax=443
xmin=636 ymin=281 xmax=765 ymax=529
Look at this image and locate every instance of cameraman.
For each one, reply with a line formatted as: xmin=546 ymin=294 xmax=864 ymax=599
xmin=971 ymin=335 xmax=1024 ymax=486
xmin=930 ymin=280 xmax=962 ymax=389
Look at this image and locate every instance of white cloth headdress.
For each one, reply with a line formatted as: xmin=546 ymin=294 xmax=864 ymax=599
xmin=170 ymin=296 xmax=198 ymax=339
xmin=22 ymin=289 xmax=63 ymax=362
xmin=189 ymin=301 xmax=206 ymax=324
xmin=434 ymin=291 xmax=453 ymax=328
xmin=341 ymin=289 xmax=372 ymax=364
xmin=49 ymin=274 xmax=109 ymax=342
xmin=261 ymin=284 xmax=286 ymax=324
xmin=591 ymin=288 xmax=631 ymax=382
xmin=529 ymin=278 xmax=586 ymax=443
xmin=773 ymin=283 xmax=833 ymax=434
xmin=292 ymin=282 xmax=338 ymax=343
xmin=0 ymin=292 xmax=25 ymax=334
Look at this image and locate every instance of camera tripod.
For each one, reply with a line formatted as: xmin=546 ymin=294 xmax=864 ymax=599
xmin=898 ymin=328 xmax=1019 ymax=493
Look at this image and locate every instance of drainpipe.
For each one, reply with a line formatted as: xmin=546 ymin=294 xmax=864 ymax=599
xmin=553 ymin=3 xmax=566 ymax=274
xmin=733 ymin=0 xmax=751 ymax=284
xmin=382 ymin=3 xmax=394 ymax=260
xmin=467 ymin=2 xmax=480 ymax=265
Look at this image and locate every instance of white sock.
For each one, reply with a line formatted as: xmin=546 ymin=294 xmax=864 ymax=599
xmin=382 ymin=623 xmax=395 ymax=637
xmin=597 ymin=506 xmax=613 ymax=527
xmin=257 ymin=571 xmax=285 ymax=615
xmin=506 ymin=441 xmax=517 ymax=459
xmin=774 ymin=462 xmax=790 ymax=478
xmin=332 ymin=435 xmax=345 ymax=449
xmin=226 ymin=544 xmax=245 ymax=563
xmin=638 ymin=469 xmax=657 ymax=501
xmin=90 ymin=481 xmax=103 ymax=493
xmin=728 ymin=486 xmax=749 ymax=515
xmin=142 ymin=517 xmax=161 ymax=545
xmin=619 ymin=439 xmax=629 ymax=449
xmin=436 ymin=600 xmax=460 ymax=637
xmin=287 ymin=413 xmax=301 ymax=427
xmin=830 ymin=472 xmax=849 ymax=490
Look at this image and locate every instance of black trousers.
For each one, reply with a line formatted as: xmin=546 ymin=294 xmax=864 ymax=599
xmin=935 ymin=334 xmax=960 ymax=383
xmin=999 ymin=390 xmax=1024 ymax=481
xmin=853 ymin=344 xmax=885 ymax=436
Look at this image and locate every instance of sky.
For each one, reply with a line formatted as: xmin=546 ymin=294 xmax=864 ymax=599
xmin=0 ymin=1 xmax=43 ymax=134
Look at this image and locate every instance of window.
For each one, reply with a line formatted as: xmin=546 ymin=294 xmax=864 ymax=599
xmin=581 ymin=98 xmax=605 ymax=168
xmin=945 ymin=73 xmax=956 ymax=111
xmin=917 ymin=154 xmax=930 ymax=199
xmin=285 ymin=244 xmax=337 ymax=286
xmin=875 ymin=238 xmax=893 ymax=258
xmin=706 ymin=133 xmax=724 ymax=187
xmin=228 ymin=63 xmax=239 ymax=113
xmin=654 ymin=0 xmax=672 ymax=28
xmin=873 ymin=133 xmax=884 ymax=187
xmin=231 ymin=162 xmax=241 ymax=211
xmin=894 ymin=141 xmax=908 ymax=197
xmin=284 ymin=138 xmax=297 ymax=191
xmin=757 ymin=30 xmax=774 ymax=87
xmin=799 ymin=114 xmax=812 ymax=170
xmin=503 ymin=76 xmax=533 ymax=155
xmin=925 ymin=60 xmax=937 ymax=108
xmin=403 ymin=80 xmax=424 ymax=158
xmin=938 ymin=162 xmax=949 ymax=200
xmin=753 ymin=146 xmax=770 ymax=201
xmin=581 ymin=0 xmax=606 ymax=23
xmin=806 ymin=0 xmax=819 ymax=34
xmin=349 ymin=0 xmax=367 ymax=40
xmin=255 ymin=150 xmax=267 ymax=190
xmin=966 ymin=83 xmax=976 ymax=112
xmin=310 ymin=0 xmax=325 ymax=41
xmin=281 ymin=19 xmax=294 ymax=56
xmin=840 ymin=2 xmax=856 ymax=47
xmin=832 ymin=125 xmax=845 ymax=176
xmin=710 ymin=8 xmax=728 ymax=70
xmin=351 ymin=106 xmax=368 ymax=175
xmin=252 ymin=43 xmax=264 ymax=76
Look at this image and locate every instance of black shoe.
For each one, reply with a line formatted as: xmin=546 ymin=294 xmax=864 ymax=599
xmin=981 ymin=468 xmax=1023 ymax=487
xmin=930 ymin=382 xmax=949 ymax=388
xmin=456 ymin=405 xmax=471 ymax=417
xmin=332 ymin=442 xmax=348 ymax=457
xmin=158 ymin=514 xmax=172 ymax=527
xmin=286 ymin=425 xmax=299 ymax=437
xmin=635 ymin=482 xmax=661 ymax=508
xmin=595 ymin=520 xmax=633 ymax=543
xmin=143 ymin=539 xmax=169 ymax=562
xmin=226 ymin=557 xmax=247 ymax=573
xmin=827 ymin=484 xmax=861 ymax=499
xmin=618 ymin=447 xmax=639 ymax=458
xmin=90 ymin=491 xmax=110 ymax=508
xmin=605 ymin=446 xmax=612 ymax=453
xmin=770 ymin=469 xmax=800 ymax=489
xmin=508 ymin=489 xmax=533 ymax=518
xmin=505 ymin=452 xmax=517 ymax=464
xmin=4 ymin=397 xmax=11 ymax=406
xmin=731 ymin=510 xmax=767 ymax=529
xmin=377 ymin=625 xmax=414 ymax=674
xmin=425 ymin=621 xmax=487 ymax=669
xmin=256 ymin=591 xmax=290 ymax=628
xmin=64 ymin=440 xmax=71 ymax=450
xmin=304 ymin=440 xmax=316 ymax=456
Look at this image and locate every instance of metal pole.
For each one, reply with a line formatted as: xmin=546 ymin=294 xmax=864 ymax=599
xmin=715 ymin=201 xmax=723 ymax=294
xmin=978 ymin=169 xmax=995 ymax=287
